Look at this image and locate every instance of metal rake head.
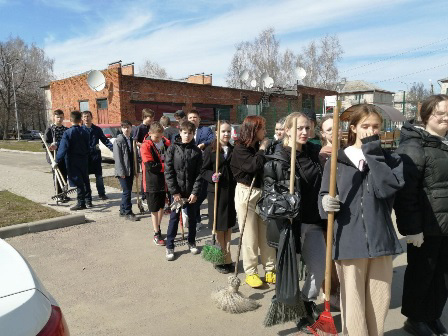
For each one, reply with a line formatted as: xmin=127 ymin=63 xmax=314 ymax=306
xmin=51 ymin=188 xmax=77 ymax=200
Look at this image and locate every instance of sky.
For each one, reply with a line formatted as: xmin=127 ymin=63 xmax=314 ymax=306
xmin=1 ymin=0 xmax=447 ymax=93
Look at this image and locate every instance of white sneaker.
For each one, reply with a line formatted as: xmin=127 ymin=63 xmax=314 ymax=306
xmin=166 ymin=248 xmax=175 ymax=261
xmin=188 ymin=244 xmax=200 ymax=255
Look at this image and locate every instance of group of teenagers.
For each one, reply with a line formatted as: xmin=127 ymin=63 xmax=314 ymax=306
xmin=45 ymin=94 xmax=448 ymax=336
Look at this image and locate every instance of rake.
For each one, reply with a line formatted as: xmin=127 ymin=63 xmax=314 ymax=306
xmin=39 ymin=133 xmax=77 ymax=202
xmin=308 ymin=103 xmax=341 ymax=336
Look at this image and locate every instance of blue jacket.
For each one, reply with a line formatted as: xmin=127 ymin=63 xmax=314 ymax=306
xmin=319 ymin=135 xmax=405 ymax=260
xmin=56 ymin=125 xmax=90 ymax=187
xmin=195 ymin=126 xmax=214 ymax=147
xmin=82 ymin=124 xmax=113 ymax=174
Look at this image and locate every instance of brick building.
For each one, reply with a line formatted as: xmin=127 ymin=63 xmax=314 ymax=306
xmin=43 ymin=61 xmax=336 ymax=135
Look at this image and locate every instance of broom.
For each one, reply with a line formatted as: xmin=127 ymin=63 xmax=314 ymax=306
xmin=132 ymin=139 xmax=145 ymax=214
xmin=308 ymin=103 xmax=341 ymax=336
xmin=263 ymin=116 xmax=306 ymax=327
xmin=202 ymin=121 xmax=226 ymax=264
xmin=211 ymin=177 xmax=260 ymax=313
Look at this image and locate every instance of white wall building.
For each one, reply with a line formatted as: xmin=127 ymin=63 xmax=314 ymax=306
xmin=338 ymin=80 xmax=395 ymax=111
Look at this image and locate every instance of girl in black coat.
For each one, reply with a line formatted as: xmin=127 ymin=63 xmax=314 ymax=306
xmin=263 ymin=112 xmax=326 ymax=333
xmin=201 ymin=121 xmax=237 ymax=274
xmin=319 ymin=104 xmax=404 ymax=336
xmin=394 ymin=95 xmax=448 ymax=336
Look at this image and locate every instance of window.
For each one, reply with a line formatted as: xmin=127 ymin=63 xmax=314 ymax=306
xmin=97 ymin=98 xmax=108 ymax=109
xmin=79 ymin=101 xmax=89 ymax=111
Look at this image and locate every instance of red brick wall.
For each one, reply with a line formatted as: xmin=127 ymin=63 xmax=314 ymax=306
xmin=120 ymin=75 xmax=265 ymax=124
xmin=50 ymin=68 xmax=122 ymax=125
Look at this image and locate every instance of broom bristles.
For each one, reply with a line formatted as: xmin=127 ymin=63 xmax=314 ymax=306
xmin=263 ymin=296 xmax=307 ymax=327
xmin=308 ymin=301 xmax=338 ymax=336
xmin=211 ymin=275 xmax=260 ymax=314
xmin=202 ymin=242 xmax=226 ymax=264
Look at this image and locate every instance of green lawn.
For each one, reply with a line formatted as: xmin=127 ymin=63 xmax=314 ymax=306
xmin=0 ymin=140 xmax=45 ymax=152
xmin=0 ymin=190 xmax=64 ymax=228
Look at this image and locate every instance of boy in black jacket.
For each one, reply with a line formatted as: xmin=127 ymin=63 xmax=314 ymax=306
xmin=43 ymin=109 xmax=69 ymax=202
xmin=164 ymin=121 xmax=203 ymax=261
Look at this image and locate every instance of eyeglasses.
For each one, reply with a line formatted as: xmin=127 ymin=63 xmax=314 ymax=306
xmin=432 ymin=111 xmax=448 ymax=119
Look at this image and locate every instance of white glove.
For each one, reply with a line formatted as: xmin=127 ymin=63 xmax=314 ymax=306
xmin=51 ymin=162 xmax=58 ymax=169
xmin=406 ymin=233 xmax=424 ymax=247
xmin=322 ymin=195 xmax=340 ymax=212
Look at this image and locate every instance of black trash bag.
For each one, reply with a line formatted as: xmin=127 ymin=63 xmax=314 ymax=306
xmin=276 ymin=225 xmax=301 ymax=306
xmin=257 ymin=183 xmax=300 ymax=221
xmin=266 ymin=218 xmax=301 ymax=254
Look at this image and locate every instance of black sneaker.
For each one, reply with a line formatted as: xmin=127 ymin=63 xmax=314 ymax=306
xmin=225 ymin=263 xmax=235 ymax=273
xmin=125 ymin=213 xmax=139 ymax=221
xmin=296 ymin=316 xmax=313 ymax=335
xmin=98 ymin=194 xmax=108 ymax=200
xmin=70 ymin=204 xmax=86 ymax=211
xmin=86 ymin=202 xmax=93 ymax=208
xmin=214 ymin=264 xmax=230 ymax=274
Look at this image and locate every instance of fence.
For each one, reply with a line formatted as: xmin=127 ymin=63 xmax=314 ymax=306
xmin=236 ymin=100 xmax=300 ymax=137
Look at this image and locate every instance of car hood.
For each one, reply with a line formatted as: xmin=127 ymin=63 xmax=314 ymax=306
xmin=0 ymin=239 xmax=50 ymax=299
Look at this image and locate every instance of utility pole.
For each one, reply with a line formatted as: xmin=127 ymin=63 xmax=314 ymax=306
xmin=9 ymin=62 xmax=20 ymax=140
xmin=402 ymin=90 xmax=406 ymax=115
xmin=430 ymin=79 xmax=434 ymax=95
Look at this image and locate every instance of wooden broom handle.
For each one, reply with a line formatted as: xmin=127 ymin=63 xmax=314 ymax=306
xmin=212 ymin=121 xmax=221 ymax=235
xmin=324 ymin=102 xmax=340 ymax=301
xmin=289 ymin=118 xmax=297 ymax=194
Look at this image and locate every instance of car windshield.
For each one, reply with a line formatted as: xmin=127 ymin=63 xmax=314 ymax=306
xmin=101 ymin=127 xmax=121 ymax=137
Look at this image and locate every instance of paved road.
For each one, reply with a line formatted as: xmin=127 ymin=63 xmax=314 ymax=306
xmin=1 ymin=150 xmax=447 ymax=335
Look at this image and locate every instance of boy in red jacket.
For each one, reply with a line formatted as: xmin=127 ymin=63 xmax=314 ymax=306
xmin=141 ymin=122 xmax=171 ymax=245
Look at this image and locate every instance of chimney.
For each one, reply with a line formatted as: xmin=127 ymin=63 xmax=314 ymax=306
xmin=187 ymin=73 xmax=212 ymax=85
xmin=108 ymin=60 xmax=122 ymax=70
xmin=122 ymin=62 xmax=134 ymax=76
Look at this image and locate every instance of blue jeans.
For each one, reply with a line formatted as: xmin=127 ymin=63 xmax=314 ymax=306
xmin=118 ymin=175 xmax=133 ymax=215
xmin=95 ymin=174 xmax=106 ymax=196
xmin=166 ymin=202 xmax=197 ymax=249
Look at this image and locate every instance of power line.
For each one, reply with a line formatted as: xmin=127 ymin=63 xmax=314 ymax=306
xmin=373 ymin=61 xmax=448 ymax=84
xmin=341 ymin=36 xmax=448 ymax=74
xmin=348 ymin=45 xmax=448 ymax=78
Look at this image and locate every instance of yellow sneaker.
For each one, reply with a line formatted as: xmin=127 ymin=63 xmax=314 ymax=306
xmin=265 ymin=271 xmax=276 ymax=284
xmin=245 ymin=274 xmax=263 ymax=288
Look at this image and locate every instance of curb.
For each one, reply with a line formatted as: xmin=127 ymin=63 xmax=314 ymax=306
xmin=0 ymin=214 xmax=86 ymax=239
xmin=0 ymin=148 xmax=45 ymax=155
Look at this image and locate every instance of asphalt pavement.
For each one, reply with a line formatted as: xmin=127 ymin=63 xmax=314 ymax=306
xmin=0 ymin=149 xmax=446 ymax=336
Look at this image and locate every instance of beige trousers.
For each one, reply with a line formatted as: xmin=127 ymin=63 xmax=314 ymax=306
xmin=235 ymin=183 xmax=276 ymax=275
xmin=215 ymin=229 xmax=232 ymax=264
xmin=336 ymin=256 xmax=393 ymax=336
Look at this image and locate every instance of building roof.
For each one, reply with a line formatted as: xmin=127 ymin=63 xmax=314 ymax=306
xmin=340 ymin=80 xmax=394 ymax=94
xmin=439 ymin=77 xmax=448 ymax=82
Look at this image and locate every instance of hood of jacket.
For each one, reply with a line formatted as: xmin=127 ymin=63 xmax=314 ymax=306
xmin=400 ymin=121 xmax=447 ymax=149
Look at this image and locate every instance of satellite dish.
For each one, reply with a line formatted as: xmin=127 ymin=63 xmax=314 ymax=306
xmin=260 ymin=72 xmax=269 ymax=81
xmin=87 ymin=70 xmax=106 ymax=91
xmin=295 ymin=67 xmax=307 ymax=80
xmin=240 ymin=70 xmax=249 ymax=81
xmin=264 ymin=76 xmax=274 ymax=89
xmin=250 ymin=79 xmax=257 ymax=88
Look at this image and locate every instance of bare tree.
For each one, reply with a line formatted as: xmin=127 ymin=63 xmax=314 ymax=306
xmin=0 ymin=37 xmax=53 ymax=138
xmin=407 ymin=82 xmax=430 ymax=104
xmin=226 ymin=29 xmax=343 ymax=90
xmin=138 ymin=60 xmax=168 ymax=79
